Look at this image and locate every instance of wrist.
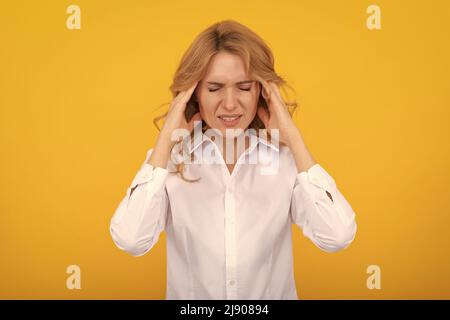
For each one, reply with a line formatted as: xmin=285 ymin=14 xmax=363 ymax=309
xmin=284 ymin=126 xmax=301 ymax=149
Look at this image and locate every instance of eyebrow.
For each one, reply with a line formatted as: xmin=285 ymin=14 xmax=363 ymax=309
xmin=206 ymin=80 xmax=254 ymax=86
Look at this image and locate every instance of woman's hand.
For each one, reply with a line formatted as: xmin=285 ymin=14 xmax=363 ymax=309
xmin=257 ymin=80 xmax=317 ymax=172
xmin=149 ymin=82 xmax=202 ymax=169
xmin=256 ymin=80 xmax=299 ymax=148
xmin=160 ymin=82 xmax=202 ymax=142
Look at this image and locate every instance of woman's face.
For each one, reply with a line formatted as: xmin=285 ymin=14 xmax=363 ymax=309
xmin=194 ymin=51 xmax=261 ymax=136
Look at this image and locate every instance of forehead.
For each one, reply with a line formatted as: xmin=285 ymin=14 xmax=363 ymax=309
xmin=203 ymin=52 xmax=248 ymax=82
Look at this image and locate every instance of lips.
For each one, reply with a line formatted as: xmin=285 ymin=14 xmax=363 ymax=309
xmin=218 ymin=115 xmax=242 ymax=122
xmin=218 ymin=114 xmax=242 ymax=127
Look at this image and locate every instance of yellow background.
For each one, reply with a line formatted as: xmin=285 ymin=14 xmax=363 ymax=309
xmin=1 ymin=0 xmax=449 ymax=299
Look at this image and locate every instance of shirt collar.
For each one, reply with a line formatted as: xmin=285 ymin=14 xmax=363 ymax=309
xmin=186 ymin=121 xmax=280 ymax=154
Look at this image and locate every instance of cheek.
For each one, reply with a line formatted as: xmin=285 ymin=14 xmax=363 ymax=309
xmin=249 ymin=93 xmax=260 ymax=120
xmin=231 ymin=91 xmax=255 ymax=108
xmin=245 ymin=105 xmax=258 ymax=119
xmin=242 ymin=91 xmax=259 ymax=111
xmin=198 ymin=99 xmax=217 ymax=120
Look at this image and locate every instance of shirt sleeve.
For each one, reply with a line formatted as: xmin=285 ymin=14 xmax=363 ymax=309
xmin=109 ymin=148 xmax=170 ymax=257
xmin=289 ymin=163 xmax=357 ymax=253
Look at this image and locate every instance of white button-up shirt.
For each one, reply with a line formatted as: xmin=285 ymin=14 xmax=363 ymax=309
xmin=109 ymin=126 xmax=357 ymax=300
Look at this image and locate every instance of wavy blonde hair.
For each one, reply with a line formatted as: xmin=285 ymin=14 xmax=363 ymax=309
xmin=153 ymin=19 xmax=298 ymax=182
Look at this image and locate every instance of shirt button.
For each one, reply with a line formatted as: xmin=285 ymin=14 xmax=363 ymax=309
xmin=229 ymin=280 xmax=235 ymax=286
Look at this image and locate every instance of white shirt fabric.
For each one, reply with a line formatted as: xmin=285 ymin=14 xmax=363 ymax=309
xmin=109 ymin=125 xmax=357 ymax=300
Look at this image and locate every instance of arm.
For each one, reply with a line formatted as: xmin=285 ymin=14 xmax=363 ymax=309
xmin=110 ymin=82 xmax=200 ymax=257
xmin=289 ymin=163 xmax=357 ymax=253
xmin=256 ymin=80 xmax=356 ymax=252
xmin=110 ymin=148 xmax=169 ymax=257
xmin=285 ymin=122 xmax=356 ymax=253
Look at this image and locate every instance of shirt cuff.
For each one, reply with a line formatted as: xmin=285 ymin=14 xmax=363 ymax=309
xmin=295 ymin=163 xmax=337 ymax=192
xmin=130 ymin=163 xmax=169 ymax=194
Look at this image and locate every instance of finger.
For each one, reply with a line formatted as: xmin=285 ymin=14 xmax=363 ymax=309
xmin=175 ymin=88 xmax=189 ymax=103
xmin=259 ymin=79 xmax=272 ymax=101
xmin=171 ymin=82 xmax=198 ymax=110
xmin=268 ymin=82 xmax=282 ymax=100
xmin=187 ymin=112 xmax=202 ymax=132
xmin=268 ymin=82 xmax=286 ymax=108
xmin=260 ymin=81 xmax=278 ymax=114
xmin=180 ymin=81 xmax=199 ymax=104
xmin=261 ymin=86 xmax=270 ymax=100
xmin=267 ymin=82 xmax=289 ymax=112
xmin=169 ymin=90 xmax=187 ymax=111
xmin=253 ymin=75 xmax=271 ymax=100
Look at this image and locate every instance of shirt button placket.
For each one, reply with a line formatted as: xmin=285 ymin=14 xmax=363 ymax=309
xmin=225 ymin=182 xmax=237 ymax=299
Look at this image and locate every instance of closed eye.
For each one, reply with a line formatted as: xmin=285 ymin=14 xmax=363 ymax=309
xmin=208 ymin=87 xmax=251 ymax=92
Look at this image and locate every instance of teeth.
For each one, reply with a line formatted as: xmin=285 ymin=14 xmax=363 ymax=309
xmin=220 ymin=116 xmax=240 ymax=122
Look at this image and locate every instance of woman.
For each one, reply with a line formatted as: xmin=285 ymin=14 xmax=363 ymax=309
xmin=109 ymin=20 xmax=357 ymax=300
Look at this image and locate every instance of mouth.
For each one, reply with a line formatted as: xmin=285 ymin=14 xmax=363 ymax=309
xmin=217 ymin=114 xmax=243 ymax=127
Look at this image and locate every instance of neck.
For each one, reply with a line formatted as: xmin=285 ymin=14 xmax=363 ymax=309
xmin=219 ymin=134 xmax=250 ymax=165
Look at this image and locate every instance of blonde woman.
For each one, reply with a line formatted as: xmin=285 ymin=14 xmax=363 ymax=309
xmin=110 ymin=20 xmax=357 ymax=300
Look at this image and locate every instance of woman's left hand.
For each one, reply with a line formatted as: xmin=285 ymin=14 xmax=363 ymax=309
xmin=257 ymin=81 xmax=300 ymax=148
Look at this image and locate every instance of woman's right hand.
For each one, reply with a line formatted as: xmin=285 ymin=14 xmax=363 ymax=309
xmin=148 ymin=82 xmax=202 ymax=169
xmin=160 ymin=82 xmax=202 ymax=141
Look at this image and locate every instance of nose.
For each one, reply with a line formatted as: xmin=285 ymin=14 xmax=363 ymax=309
xmin=223 ymin=87 xmax=237 ymax=111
